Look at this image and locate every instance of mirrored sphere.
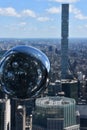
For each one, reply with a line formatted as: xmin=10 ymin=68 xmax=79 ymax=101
xmin=0 ymin=45 xmax=50 ymax=100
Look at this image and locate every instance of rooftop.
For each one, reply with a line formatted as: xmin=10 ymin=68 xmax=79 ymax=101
xmin=36 ymin=96 xmax=75 ymax=107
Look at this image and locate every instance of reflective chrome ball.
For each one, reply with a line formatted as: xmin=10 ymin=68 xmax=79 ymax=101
xmin=0 ymin=45 xmax=50 ymax=100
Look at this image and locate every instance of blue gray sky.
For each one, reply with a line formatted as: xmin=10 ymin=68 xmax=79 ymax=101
xmin=0 ymin=0 xmax=87 ymax=38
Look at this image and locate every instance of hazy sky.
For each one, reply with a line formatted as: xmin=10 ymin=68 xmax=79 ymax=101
xmin=0 ymin=0 xmax=87 ymax=38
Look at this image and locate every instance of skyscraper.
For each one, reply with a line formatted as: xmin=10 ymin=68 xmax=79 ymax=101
xmin=61 ymin=4 xmax=78 ymax=102
xmin=61 ymin=4 xmax=69 ymax=79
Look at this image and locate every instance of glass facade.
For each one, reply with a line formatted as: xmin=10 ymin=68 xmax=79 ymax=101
xmin=33 ymin=96 xmax=77 ymax=129
xmin=64 ymin=102 xmax=76 ymax=127
xmin=61 ymin=4 xmax=69 ymax=79
xmin=62 ymin=80 xmax=78 ymax=102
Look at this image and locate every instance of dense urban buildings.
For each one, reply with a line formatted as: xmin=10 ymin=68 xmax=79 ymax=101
xmin=0 ymin=38 xmax=87 ymax=129
xmin=0 ymin=3 xmax=87 ymax=130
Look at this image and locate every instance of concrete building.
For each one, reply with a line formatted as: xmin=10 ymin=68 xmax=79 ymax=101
xmin=0 ymin=98 xmax=11 ymax=130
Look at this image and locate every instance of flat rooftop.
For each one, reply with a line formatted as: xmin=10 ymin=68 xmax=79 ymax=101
xmin=36 ymin=96 xmax=75 ymax=107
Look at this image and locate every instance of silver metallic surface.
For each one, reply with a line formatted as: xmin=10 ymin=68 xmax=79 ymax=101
xmin=0 ymin=45 xmax=50 ymax=100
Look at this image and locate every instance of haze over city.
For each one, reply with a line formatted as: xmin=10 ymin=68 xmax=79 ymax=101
xmin=0 ymin=0 xmax=87 ymax=38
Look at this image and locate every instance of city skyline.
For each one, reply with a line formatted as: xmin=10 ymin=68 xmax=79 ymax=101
xmin=0 ymin=0 xmax=87 ymax=38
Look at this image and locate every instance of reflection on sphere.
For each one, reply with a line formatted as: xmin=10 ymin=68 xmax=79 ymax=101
xmin=0 ymin=45 xmax=50 ymax=100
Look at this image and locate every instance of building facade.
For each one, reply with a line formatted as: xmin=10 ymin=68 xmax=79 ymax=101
xmin=61 ymin=4 xmax=69 ymax=79
xmin=62 ymin=79 xmax=78 ymax=102
xmin=32 ymin=96 xmax=80 ymax=130
xmin=0 ymin=99 xmax=11 ymax=130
